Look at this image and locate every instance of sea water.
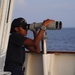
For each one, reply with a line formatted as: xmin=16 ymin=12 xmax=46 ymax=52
xmin=27 ymin=28 xmax=75 ymax=52
xmin=46 ymin=28 xmax=75 ymax=51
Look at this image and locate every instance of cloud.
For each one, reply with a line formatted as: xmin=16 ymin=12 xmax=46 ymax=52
xmin=40 ymin=1 xmax=74 ymax=11
xmin=57 ymin=2 xmax=75 ymax=10
xmin=14 ymin=0 xmax=27 ymax=8
xmin=13 ymin=0 xmax=75 ymax=27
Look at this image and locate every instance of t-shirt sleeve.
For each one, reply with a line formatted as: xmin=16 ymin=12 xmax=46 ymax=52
xmin=10 ymin=33 xmax=27 ymax=46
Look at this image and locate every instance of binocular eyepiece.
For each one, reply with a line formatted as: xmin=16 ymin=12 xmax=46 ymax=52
xmin=22 ymin=21 xmax=62 ymax=31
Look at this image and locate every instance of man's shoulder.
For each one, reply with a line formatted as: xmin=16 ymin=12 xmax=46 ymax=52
xmin=10 ymin=33 xmax=23 ymax=37
xmin=10 ymin=33 xmax=27 ymax=40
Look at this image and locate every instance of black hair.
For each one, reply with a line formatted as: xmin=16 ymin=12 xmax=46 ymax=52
xmin=10 ymin=17 xmax=27 ymax=33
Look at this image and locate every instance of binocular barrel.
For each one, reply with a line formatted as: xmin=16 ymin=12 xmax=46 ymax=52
xmin=46 ymin=21 xmax=62 ymax=30
xmin=25 ymin=21 xmax=62 ymax=30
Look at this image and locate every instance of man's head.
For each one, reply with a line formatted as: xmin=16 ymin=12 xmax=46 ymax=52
xmin=10 ymin=17 xmax=28 ymax=36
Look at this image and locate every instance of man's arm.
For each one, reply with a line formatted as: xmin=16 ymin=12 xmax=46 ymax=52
xmin=24 ymin=19 xmax=55 ymax=53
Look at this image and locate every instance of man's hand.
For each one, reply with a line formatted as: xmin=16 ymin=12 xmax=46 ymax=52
xmin=42 ymin=19 xmax=55 ymax=27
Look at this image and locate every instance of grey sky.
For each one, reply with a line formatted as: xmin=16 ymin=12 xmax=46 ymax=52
xmin=13 ymin=0 xmax=75 ymax=28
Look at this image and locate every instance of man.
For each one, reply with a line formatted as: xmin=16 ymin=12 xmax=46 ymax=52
xmin=4 ymin=17 xmax=54 ymax=75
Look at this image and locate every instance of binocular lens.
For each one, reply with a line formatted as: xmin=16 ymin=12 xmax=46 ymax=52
xmin=59 ymin=21 xmax=62 ymax=29
xmin=56 ymin=21 xmax=62 ymax=30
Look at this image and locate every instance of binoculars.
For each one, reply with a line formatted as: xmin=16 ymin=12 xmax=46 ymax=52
xmin=22 ymin=21 xmax=62 ymax=31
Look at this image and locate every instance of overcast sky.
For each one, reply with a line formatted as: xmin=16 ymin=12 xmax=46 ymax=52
xmin=13 ymin=0 xmax=75 ymax=28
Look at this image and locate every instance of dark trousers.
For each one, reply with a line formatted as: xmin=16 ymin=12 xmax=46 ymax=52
xmin=4 ymin=63 xmax=24 ymax=75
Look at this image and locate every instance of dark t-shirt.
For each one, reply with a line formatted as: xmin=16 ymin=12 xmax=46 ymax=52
xmin=5 ymin=33 xmax=27 ymax=66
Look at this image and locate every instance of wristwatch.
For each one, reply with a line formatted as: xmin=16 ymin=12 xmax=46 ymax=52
xmin=40 ymin=26 xmax=46 ymax=31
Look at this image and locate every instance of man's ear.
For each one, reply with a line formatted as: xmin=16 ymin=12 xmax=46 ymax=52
xmin=15 ymin=27 xmax=19 ymax=32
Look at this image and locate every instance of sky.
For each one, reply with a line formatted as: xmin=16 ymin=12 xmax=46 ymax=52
xmin=13 ymin=0 xmax=75 ymax=28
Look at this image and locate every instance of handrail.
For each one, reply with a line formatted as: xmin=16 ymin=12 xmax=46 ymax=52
xmin=25 ymin=50 xmax=75 ymax=54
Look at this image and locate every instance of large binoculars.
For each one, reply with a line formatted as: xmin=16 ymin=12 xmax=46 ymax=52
xmin=22 ymin=21 xmax=62 ymax=31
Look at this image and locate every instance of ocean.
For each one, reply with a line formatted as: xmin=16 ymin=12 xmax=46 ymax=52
xmin=27 ymin=28 xmax=75 ymax=52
